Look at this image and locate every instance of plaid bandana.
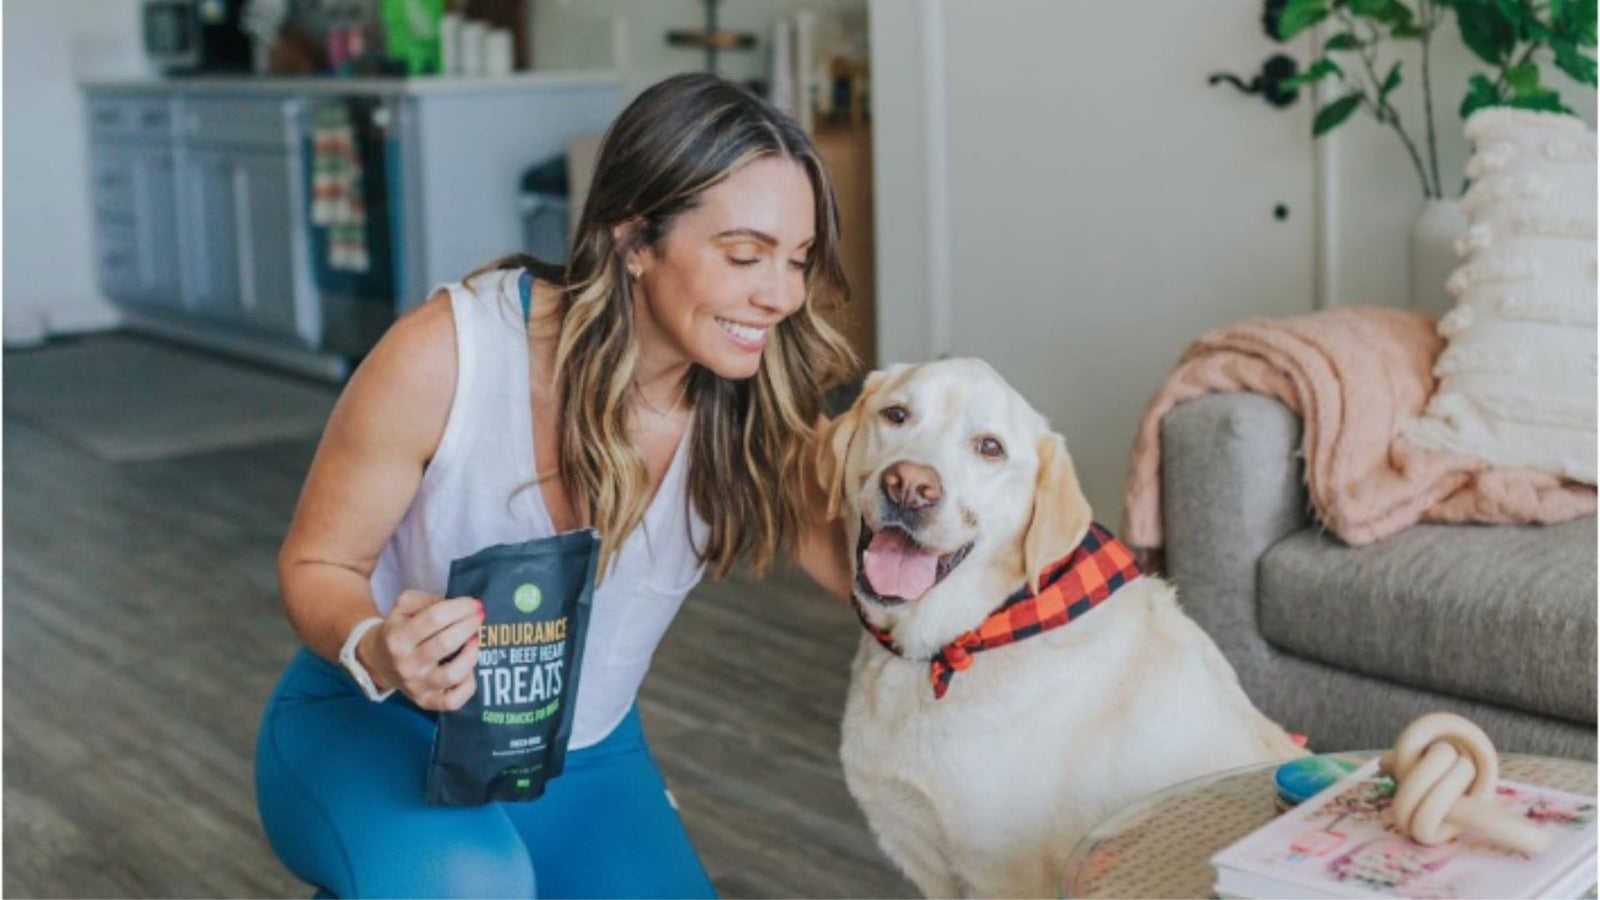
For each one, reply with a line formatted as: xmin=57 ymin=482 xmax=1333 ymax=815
xmin=851 ymin=522 xmax=1143 ymax=699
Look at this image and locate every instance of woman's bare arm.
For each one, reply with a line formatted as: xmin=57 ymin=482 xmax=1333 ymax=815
xmin=277 ymin=291 xmax=480 ymax=705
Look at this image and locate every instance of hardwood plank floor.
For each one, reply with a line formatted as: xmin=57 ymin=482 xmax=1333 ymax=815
xmin=2 ymin=336 xmax=914 ymax=899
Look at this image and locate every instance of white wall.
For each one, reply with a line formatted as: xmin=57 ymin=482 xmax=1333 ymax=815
xmin=3 ymin=0 xmax=152 ymax=341
xmin=530 ymin=0 xmax=867 ymax=103
xmin=1321 ymin=27 xmax=1598 ymax=309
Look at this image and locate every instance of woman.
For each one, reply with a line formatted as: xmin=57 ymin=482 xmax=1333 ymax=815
xmin=255 ymin=72 xmax=858 ymax=898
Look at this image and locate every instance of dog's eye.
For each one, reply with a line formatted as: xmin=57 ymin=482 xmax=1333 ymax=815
xmin=880 ymin=405 xmax=910 ymax=425
xmin=977 ymin=436 xmax=1006 ymax=459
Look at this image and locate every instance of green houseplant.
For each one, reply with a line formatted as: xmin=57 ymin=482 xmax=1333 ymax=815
xmin=1277 ymin=0 xmax=1597 ymax=200
xmin=1271 ymin=0 xmax=1594 ymax=315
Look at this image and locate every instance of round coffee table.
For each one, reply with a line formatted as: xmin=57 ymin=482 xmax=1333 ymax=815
xmin=1060 ymin=752 xmax=1596 ymax=899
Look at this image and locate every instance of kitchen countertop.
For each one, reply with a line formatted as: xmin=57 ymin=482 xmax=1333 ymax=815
xmin=80 ymin=69 xmax=621 ymax=97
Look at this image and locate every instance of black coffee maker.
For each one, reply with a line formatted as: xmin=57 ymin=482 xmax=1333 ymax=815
xmin=142 ymin=0 xmax=254 ymax=75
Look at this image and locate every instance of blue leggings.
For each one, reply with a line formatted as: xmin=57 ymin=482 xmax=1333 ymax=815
xmin=255 ymin=647 xmax=716 ymax=899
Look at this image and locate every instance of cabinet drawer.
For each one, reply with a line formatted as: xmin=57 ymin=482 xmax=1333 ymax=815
xmin=181 ymin=98 xmax=295 ymax=148
xmin=87 ymin=98 xmax=131 ymax=136
xmin=96 ymin=221 xmax=141 ymax=300
xmin=87 ymin=95 xmax=174 ymax=141
xmin=89 ymin=153 xmax=136 ymax=215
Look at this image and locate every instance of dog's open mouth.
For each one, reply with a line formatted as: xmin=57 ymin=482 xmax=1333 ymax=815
xmin=855 ymin=518 xmax=973 ymax=605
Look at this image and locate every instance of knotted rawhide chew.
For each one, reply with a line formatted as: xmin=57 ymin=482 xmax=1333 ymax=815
xmin=1378 ymin=712 xmax=1552 ymax=855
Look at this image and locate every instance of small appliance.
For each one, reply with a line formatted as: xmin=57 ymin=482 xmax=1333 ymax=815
xmin=142 ymin=0 xmax=254 ymax=74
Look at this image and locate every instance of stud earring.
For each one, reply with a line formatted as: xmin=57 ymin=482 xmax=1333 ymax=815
xmin=627 ymin=262 xmax=642 ymax=280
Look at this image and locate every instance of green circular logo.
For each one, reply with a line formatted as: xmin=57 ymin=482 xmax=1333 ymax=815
xmin=514 ymin=583 xmax=542 ymax=614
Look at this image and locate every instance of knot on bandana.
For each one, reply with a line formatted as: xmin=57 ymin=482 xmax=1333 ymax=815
xmin=850 ymin=522 xmax=1144 ymax=700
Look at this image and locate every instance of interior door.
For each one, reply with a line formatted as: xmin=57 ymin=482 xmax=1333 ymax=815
xmin=876 ymin=0 xmax=1316 ymax=517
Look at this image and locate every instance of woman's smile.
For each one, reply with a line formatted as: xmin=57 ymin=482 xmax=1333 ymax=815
xmin=714 ymin=316 xmax=771 ymax=350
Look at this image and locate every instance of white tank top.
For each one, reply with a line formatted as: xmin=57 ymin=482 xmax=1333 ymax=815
xmin=368 ymin=268 xmax=709 ymax=749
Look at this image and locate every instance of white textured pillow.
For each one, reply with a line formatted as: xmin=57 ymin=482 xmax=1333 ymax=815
xmin=1404 ymin=108 xmax=1597 ymax=485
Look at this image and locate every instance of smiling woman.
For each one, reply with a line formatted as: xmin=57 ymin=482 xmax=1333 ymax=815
xmin=257 ymin=72 xmax=862 ymax=899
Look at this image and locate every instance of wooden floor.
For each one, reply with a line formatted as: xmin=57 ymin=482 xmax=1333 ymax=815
xmin=2 ymin=334 xmax=915 ymax=899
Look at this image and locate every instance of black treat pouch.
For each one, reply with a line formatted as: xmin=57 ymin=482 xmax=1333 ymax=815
xmin=424 ymin=529 xmax=599 ymax=806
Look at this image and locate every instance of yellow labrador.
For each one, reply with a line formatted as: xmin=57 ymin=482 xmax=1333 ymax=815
xmin=819 ymin=359 xmax=1304 ymax=899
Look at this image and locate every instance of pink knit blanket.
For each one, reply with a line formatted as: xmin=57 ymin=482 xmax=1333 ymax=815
xmin=1122 ymin=306 xmax=1595 ymax=550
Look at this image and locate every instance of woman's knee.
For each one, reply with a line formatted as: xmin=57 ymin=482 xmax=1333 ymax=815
xmin=351 ymin=827 xmax=537 ymax=899
xmin=257 ymin=724 xmax=537 ymax=898
xmin=255 ymin=656 xmax=538 ymax=898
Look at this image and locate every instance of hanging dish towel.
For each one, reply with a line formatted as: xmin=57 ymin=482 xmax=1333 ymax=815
xmin=310 ymin=102 xmax=370 ymax=273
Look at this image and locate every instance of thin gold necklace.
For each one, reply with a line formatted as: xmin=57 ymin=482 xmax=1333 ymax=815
xmin=633 ymin=377 xmax=691 ymax=424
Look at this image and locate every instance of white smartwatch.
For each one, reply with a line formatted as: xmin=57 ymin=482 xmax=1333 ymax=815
xmin=339 ymin=616 xmax=396 ymax=702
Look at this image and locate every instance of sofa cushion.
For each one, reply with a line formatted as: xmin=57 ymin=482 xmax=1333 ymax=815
xmin=1258 ymin=516 xmax=1596 ymax=724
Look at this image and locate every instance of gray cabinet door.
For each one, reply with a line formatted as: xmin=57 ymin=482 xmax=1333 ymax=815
xmin=229 ymin=151 xmax=299 ymax=339
xmin=89 ymin=146 xmax=141 ymax=304
xmin=95 ymin=220 xmax=141 ymax=303
xmin=132 ymin=146 xmax=183 ymax=310
xmin=177 ymin=147 xmax=300 ymax=338
xmin=179 ymin=148 xmax=242 ymax=323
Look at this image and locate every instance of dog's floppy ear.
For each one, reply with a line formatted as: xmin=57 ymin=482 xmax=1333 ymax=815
xmin=816 ymin=369 xmax=891 ymax=520
xmin=1021 ymin=433 xmax=1093 ymax=594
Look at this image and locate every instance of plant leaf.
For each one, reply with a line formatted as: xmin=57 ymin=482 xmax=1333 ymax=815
xmin=1352 ymin=0 xmax=1416 ymax=23
xmin=1455 ymin=0 xmax=1519 ymax=64
xmin=1378 ymin=60 xmax=1404 ymax=101
xmin=1509 ymin=87 xmax=1570 ymax=111
xmin=1459 ymin=72 xmax=1503 ymax=117
xmin=1524 ymin=15 xmax=1557 ymax=43
xmin=1554 ymin=0 xmax=1598 ymax=45
xmin=1280 ymin=0 xmax=1332 ymax=39
xmin=1326 ymin=31 xmax=1365 ymax=49
xmin=1506 ymin=60 xmax=1541 ymax=91
xmin=1392 ymin=22 xmax=1429 ymax=37
xmin=1314 ymin=92 xmax=1365 ymax=135
xmin=1493 ymin=0 xmax=1526 ymax=36
xmin=1284 ymin=57 xmax=1347 ymax=86
xmin=1553 ymin=39 xmax=1600 ymax=84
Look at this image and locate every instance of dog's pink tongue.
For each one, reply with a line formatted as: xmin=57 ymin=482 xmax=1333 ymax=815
xmin=863 ymin=529 xmax=939 ymax=600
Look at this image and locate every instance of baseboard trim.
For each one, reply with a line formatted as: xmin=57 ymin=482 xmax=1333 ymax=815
xmin=117 ymin=310 xmax=350 ymax=383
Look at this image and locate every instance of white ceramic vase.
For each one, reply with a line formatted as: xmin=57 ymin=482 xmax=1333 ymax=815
xmin=1409 ymin=198 xmax=1469 ymax=320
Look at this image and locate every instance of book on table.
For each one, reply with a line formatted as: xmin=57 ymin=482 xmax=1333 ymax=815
xmin=1209 ymin=759 xmax=1597 ymax=899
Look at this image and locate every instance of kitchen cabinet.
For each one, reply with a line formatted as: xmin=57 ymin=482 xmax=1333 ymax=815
xmin=82 ymin=73 xmax=622 ymax=380
xmin=87 ymin=99 xmax=183 ymax=313
xmin=175 ymin=96 xmax=302 ymax=340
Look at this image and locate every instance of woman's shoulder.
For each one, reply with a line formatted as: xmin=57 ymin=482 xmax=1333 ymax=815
xmin=334 ymin=289 xmax=459 ymax=463
xmin=375 ymin=289 xmax=458 ymax=393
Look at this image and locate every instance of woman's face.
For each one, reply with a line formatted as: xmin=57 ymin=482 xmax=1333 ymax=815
xmin=626 ymin=155 xmax=817 ymax=381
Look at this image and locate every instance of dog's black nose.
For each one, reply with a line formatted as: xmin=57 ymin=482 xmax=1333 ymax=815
xmin=881 ymin=461 xmax=942 ymax=511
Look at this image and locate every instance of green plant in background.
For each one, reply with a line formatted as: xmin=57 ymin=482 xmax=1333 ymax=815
xmin=1274 ymin=0 xmax=1598 ymax=200
xmin=1452 ymin=0 xmax=1597 ymax=118
xmin=1279 ymin=0 xmax=1453 ymax=199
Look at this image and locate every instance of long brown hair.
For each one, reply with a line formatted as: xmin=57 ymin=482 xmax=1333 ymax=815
xmin=472 ymin=73 xmax=857 ymax=580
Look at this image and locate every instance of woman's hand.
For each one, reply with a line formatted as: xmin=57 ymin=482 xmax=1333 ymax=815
xmin=360 ymin=589 xmax=484 ymax=711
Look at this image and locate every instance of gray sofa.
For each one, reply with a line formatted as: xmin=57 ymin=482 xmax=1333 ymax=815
xmin=1159 ymin=392 xmax=1597 ymax=760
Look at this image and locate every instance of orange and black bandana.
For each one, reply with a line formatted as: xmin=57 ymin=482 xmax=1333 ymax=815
xmin=851 ymin=521 xmax=1144 ymax=699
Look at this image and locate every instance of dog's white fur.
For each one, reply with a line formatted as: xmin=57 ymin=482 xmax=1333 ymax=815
xmin=820 ymin=359 xmax=1304 ymax=899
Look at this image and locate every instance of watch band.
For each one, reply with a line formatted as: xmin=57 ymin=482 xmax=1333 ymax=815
xmin=339 ymin=616 xmax=396 ymax=702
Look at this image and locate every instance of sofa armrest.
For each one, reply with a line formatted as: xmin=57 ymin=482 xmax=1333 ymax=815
xmin=1160 ymin=392 xmax=1309 ymax=670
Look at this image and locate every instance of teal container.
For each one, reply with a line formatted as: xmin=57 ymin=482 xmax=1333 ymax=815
xmin=1273 ymin=755 xmax=1361 ymax=808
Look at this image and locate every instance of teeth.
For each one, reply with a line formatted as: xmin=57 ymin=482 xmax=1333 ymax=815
xmin=717 ymin=317 xmax=768 ymax=343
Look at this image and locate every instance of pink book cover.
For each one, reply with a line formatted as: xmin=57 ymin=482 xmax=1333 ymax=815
xmin=1211 ymin=759 xmax=1598 ymax=899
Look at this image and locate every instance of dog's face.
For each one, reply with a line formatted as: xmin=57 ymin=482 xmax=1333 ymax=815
xmin=820 ymin=359 xmax=1092 ymax=619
